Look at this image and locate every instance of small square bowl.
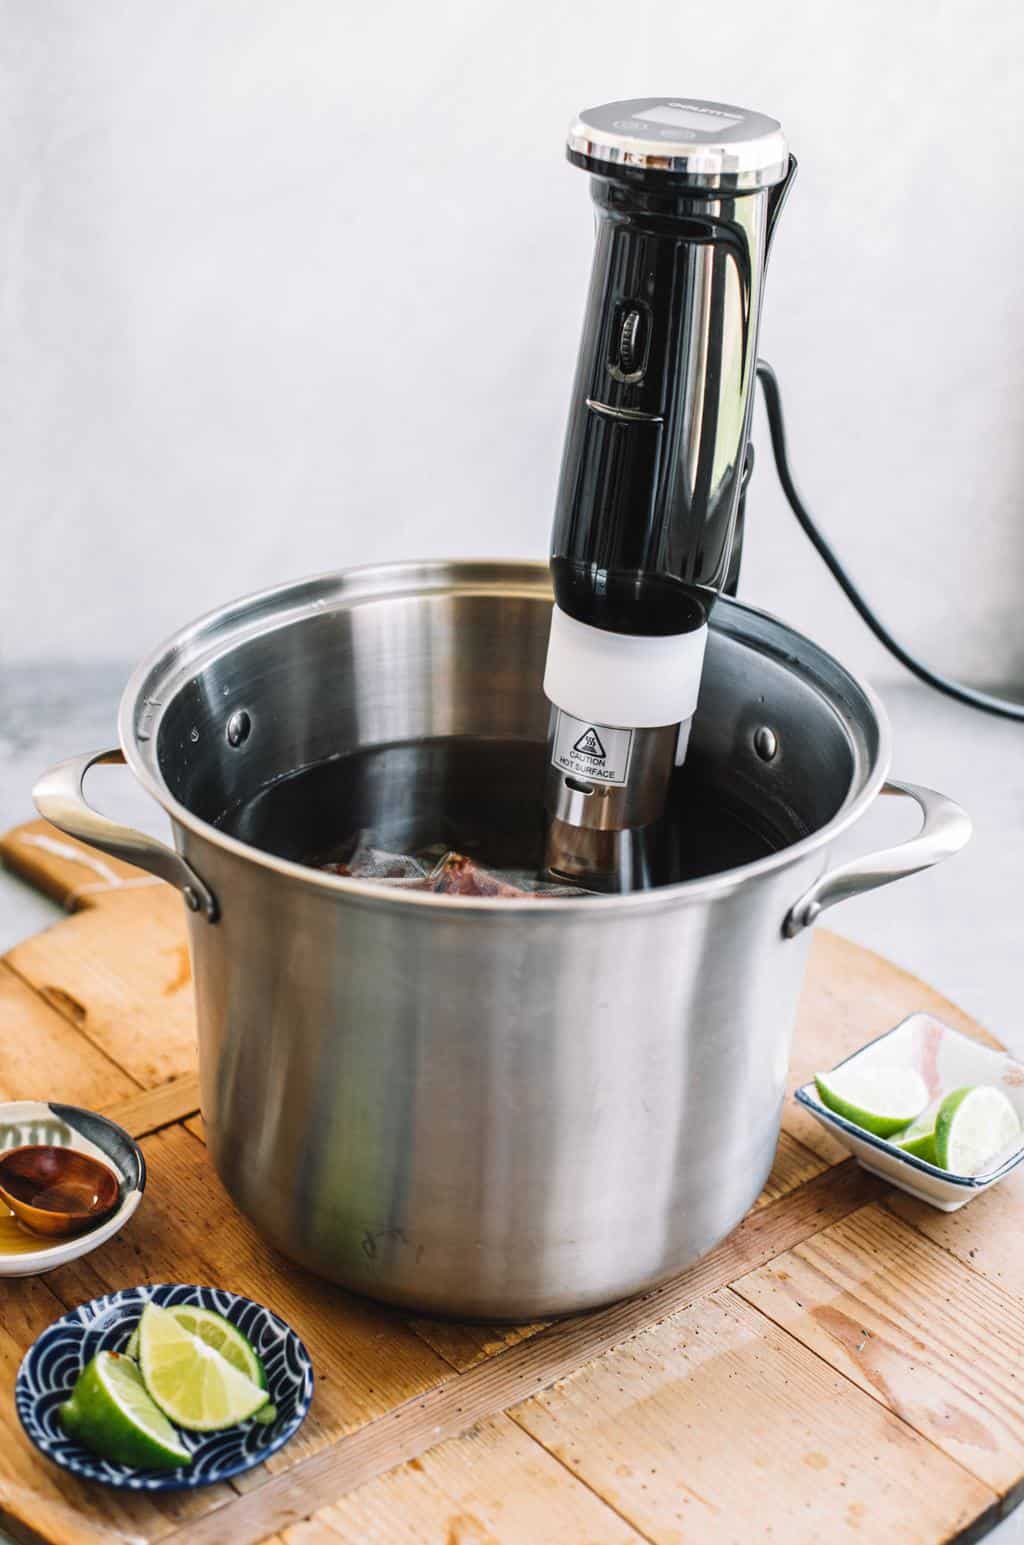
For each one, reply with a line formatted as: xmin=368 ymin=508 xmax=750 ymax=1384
xmin=795 ymin=1013 xmax=1024 ymax=1211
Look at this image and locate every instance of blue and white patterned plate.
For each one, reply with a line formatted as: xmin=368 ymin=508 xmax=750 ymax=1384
xmin=16 ymin=1283 xmax=314 ymax=1490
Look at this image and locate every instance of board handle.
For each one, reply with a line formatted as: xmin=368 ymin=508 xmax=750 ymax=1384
xmin=783 ymin=779 xmax=970 ymax=939
xmin=33 ymin=749 xmax=219 ymax=923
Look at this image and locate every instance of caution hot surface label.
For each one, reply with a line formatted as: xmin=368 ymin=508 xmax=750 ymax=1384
xmin=551 ymin=711 xmax=634 ymax=786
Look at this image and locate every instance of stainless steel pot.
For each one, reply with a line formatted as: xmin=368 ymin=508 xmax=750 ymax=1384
xmin=35 ymin=561 xmax=970 ymax=1319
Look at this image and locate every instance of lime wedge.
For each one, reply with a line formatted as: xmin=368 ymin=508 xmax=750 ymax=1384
xmin=934 ymin=1085 xmax=1021 ymax=1175
xmin=59 ymin=1352 xmax=190 ymax=1469
xmin=155 ymin=1305 xmax=266 ymax=1388
xmin=815 ymin=1065 xmax=929 ymax=1137
xmin=893 ymin=1108 xmax=939 ymax=1163
xmin=138 ymin=1302 xmax=269 ymax=1431
xmin=126 ymin=1306 xmax=268 ymax=1408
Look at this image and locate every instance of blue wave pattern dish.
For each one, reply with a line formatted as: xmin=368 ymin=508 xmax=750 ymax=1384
xmin=16 ymin=1283 xmax=314 ymax=1490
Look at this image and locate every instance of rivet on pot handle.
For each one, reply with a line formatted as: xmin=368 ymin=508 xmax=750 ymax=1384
xmin=783 ymin=779 xmax=971 ymax=939
xmin=33 ymin=749 xmax=219 ymax=923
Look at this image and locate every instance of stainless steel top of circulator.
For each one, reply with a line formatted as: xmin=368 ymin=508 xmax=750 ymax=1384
xmin=567 ymin=97 xmax=789 ymax=189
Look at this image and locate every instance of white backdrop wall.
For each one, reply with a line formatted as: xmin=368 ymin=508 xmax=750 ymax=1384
xmin=3 ymin=0 xmax=1023 ymax=683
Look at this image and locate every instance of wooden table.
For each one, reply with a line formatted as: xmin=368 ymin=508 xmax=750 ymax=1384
xmin=0 ymin=818 xmax=1021 ymax=1545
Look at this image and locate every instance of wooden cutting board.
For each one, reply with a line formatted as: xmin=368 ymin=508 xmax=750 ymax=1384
xmin=0 ymin=817 xmax=1021 ymax=1545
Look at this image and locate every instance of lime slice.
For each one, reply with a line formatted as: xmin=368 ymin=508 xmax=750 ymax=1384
xmin=934 ymin=1085 xmax=1021 ymax=1175
xmin=815 ymin=1065 xmax=929 ymax=1137
xmin=59 ymin=1352 xmax=190 ymax=1470
xmin=893 ymin=1109 xmax=939 ymax=1164
xmin=138 ymin=1302 xmax=269 ymax=1431
xmin=156 ymin=1305 xmax=266 ymax=1388
xmin=126 ymin=1307 xmax=268 ymax=1406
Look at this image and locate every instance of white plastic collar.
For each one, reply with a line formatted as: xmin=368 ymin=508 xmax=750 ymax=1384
xmin=543 ymin=606 xmax=708 ymax=729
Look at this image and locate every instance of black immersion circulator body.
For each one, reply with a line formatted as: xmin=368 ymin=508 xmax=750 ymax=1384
xmin=551 ymin=160 xmax=793 ymax=639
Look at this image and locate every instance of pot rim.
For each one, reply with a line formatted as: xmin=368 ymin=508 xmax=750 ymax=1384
xmin=118 ymin=558 xmax=892 ymax=915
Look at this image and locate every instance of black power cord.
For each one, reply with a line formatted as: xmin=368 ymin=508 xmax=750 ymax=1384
xmin=756 ymin=359 xmax=1024 ymax=722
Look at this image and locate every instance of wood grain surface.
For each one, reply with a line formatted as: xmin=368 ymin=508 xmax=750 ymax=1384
xmin=0 ymin=819 xmax=1019 ymax=1545
xmin=508 ymin=1289 xmax=993 ymax=1545
xmin=734 ymin=1203 xmax=1024 ymax=1493
xmin=298 ymin=1413 xmax=646 ymax=1545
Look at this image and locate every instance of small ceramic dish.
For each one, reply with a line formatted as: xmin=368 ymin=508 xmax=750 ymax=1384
xmin=16 ymin=1283 xmax=314 ymax=1490
xmin=0 ymin=1102 xmax=144 ymax=1276
xmin=795 ymin=1013 xmax=1024 ymax=1211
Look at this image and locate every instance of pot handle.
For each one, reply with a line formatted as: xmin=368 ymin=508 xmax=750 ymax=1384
xmin=783 ymin=779 xmax=970 ymax=939
xmin=33 ymin=748 xmax=219 ymax=922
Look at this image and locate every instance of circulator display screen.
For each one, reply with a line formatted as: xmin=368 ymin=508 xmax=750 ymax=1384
xmin=632 ymin=104 xmax=741 ymax=134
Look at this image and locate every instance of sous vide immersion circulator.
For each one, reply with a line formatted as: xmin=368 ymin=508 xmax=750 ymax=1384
xmin=544 ymin=98 xmax=796 ymax=889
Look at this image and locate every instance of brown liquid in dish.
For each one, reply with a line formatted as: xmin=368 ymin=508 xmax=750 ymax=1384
xmin=0 ymin=1210 xmax=48 ymax=1256
xmin=0 ymin=1146 xmax=121 ymax=1238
